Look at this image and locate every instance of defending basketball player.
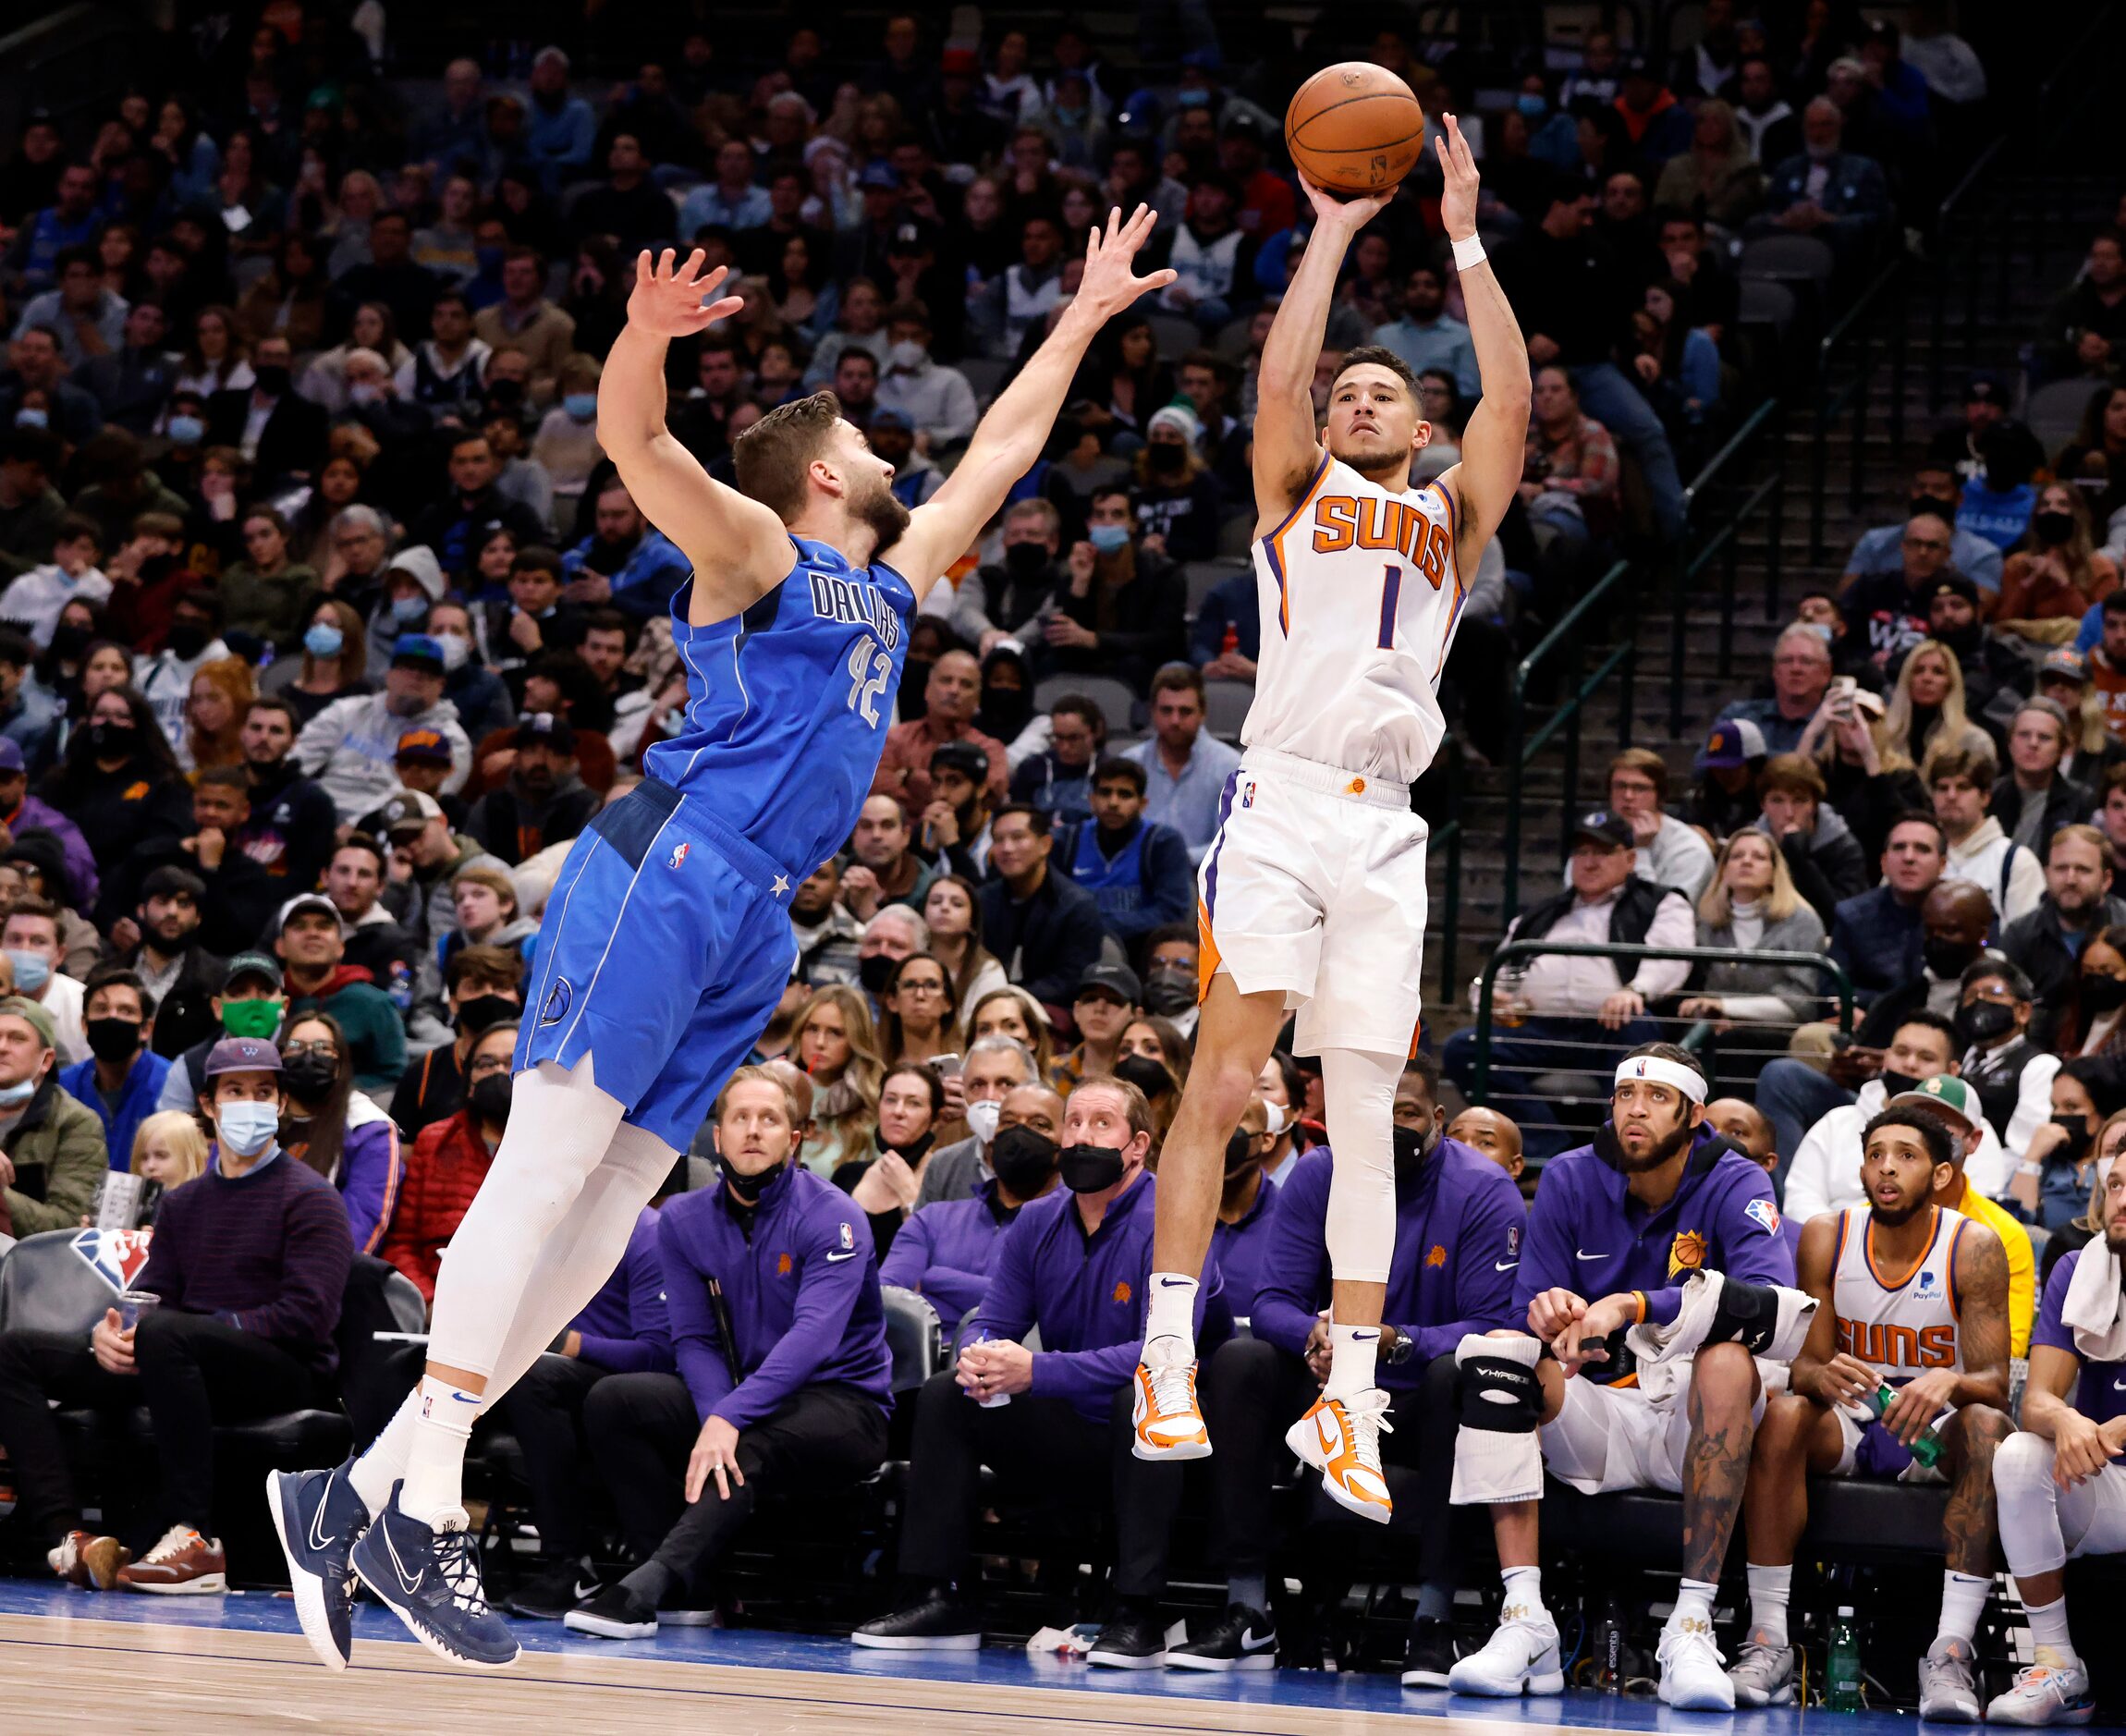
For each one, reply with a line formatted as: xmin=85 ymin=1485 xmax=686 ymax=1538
xmin=1729 ymin=1104 xmax=2010 ymax=1719
xmin=266 ymin=213 xmax=1174 ymax=1673
xmin=1130 ymin=115 xmax=1529 ymax=1522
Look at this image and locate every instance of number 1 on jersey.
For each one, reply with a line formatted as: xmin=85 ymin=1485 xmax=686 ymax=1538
xmin=845 ymin=636 xmax=891 ymax=727
xmin=1377 ymin=564 xmax=1402 ymax=650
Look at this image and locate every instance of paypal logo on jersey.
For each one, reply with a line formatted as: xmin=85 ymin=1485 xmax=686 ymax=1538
xmin=807 ymin=569 xmax=904 ymax=648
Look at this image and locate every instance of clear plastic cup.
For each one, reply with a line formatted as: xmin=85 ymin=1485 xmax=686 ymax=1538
xmin=117 ymin=1290 xmax=159 ymax=1332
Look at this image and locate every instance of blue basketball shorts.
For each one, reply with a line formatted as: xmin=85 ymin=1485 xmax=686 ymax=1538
xmin=515 ymin=776 xmax=799 ymax=1150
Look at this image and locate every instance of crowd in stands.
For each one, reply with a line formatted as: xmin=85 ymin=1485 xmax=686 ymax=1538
xmin=8 ymin=1 xmax=2122 ymax=1718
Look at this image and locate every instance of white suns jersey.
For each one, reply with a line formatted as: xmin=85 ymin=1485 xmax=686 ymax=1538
xmin=1245 ymin=453 xmax=1465 ymax=784
xmin=1830 ymin=1204 xmax=1971 ymax=1379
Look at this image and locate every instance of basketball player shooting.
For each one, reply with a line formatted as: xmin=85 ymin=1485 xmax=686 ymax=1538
xmin=267 ymin=212 xmax=1173 ymax=1672
xmin=1131 ymin=116 xmax=1530 ymax=1522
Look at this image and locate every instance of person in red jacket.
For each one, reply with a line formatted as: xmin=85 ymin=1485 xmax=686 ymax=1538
xmin=379 ymin=1022 xmax=516 ymax=1303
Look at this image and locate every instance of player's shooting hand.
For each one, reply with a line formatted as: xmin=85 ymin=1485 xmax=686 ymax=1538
xmin=629 ymin=249 xmax=745 ymax=340
xmin=1437 ymin=114 xmax=1481 ymax=241
xmin=1299 ymin=174 xmax=1391 ymax=235
xmin=1071 ymin=205 xmax=1177 ymax=324
xmin=1527 ymin=1288 xmax=1586 ymax=1342
xmin=686 ymin=1414 xmax=745 ymax=1502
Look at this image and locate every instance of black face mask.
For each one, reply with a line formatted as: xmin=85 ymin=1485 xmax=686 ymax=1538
xmin=84 ymin=1017 xmax=141 ymax=1065
xmin=280 ymin=1051 xmax=337 ymax=1100
xmin=1057 ymin=1142 xmax=1127 ymax=1193
xmin=1878 ymin=1068 xmax=1922 ymax=1100
xmin=486 ymin=378 xmax=523 ymax=410
xmin=2083 ymin=974 xmax=2126 ymax=1015
xmin=1393 ymin=1120 xmax=1434 ymax=1180
xmin=2052 ymin=1113 xmax=2093 ymax=1160
xmin=252 ymin=364 xmax=290 ymax=396
xmin=1146 ymin=441 xmax=1186 ymax=474
xmin=48 ymin=624 xmax=90 ymax=662
xmin=1142 ymin=964 xmax=1196 ymax=1016
xmin=1004 ymin=542 xmax=1050 ymax=581
xmin=165 ymin=621 xmax=209 ymax=660
xmin=1114 ymin=1053 xmax=1174 ymax=1102
xmin=1924 ymin=936 xmax=1983 ymax=981
xmin=723 ymin=1158 xmax=784 ymax=1204
xmin=85 ymin=721 xmax=133 ymax=757
xmin=469 ymin=1073 xmax=514 ymax=1127
xmin=858 ymin=952 xmax=898 ymax=995
xmin=1224 ymin=1128 xmax=1261 ymax=1176
xmin=989 ymin=1124 xmax=1058 ymax=1199
xmin=455 ymin=994 xmax=519 ymax=1036
xmin=2033 ymin=511 xmax=2076 ymax=547
xmin=1953 ymin=1000 xmax=2018 ymax=1049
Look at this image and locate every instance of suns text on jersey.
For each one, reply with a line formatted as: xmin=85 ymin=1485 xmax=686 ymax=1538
xmin=808 ymin=569 xmax=903 ymax=648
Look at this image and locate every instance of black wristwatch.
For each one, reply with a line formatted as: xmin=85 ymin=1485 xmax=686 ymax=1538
xmin=1382 ymin=1327 xmax=1413 ymax=1367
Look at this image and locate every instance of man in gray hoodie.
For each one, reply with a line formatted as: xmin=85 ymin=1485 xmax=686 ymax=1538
xmin=293 ymin=634 xmax=471 ymax=822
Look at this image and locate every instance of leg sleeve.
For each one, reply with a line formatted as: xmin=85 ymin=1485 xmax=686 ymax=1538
xmin=1318 ymin=1046 xmax=1402 ymax=1285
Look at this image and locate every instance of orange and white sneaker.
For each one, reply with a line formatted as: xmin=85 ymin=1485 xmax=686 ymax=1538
xmin=1287 ymin=1388 xmax=1393 ymax=1522
xmin=116 ymin=1525 xmax=227 ymax=1594
xmin=1130 ymin=1353 xmax=1212 ymax=1461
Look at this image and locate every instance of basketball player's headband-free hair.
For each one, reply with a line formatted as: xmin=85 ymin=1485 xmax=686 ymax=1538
xmin=1614 ymin=1056 xmax=1707 ymax=1105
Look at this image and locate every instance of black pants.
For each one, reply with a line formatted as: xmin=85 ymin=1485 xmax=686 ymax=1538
xmin=1198 ymin=1338 xmax=1460 ymax=1591
xmin=896 ymin=1370 xmax=1179 ymax=1599
xmin=583 ymin=1374 xmax=886 ymax=1583
xmin=0 ymin=1311 xmax=320 ymax=1546
xmin=496 ymin=1352 xmax=610 ymax=1562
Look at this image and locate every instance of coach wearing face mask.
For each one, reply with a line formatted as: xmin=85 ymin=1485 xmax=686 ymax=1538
xmin=854 ymin=1075 xmax=1222 ymax=1655
xmin=0 ymin=995 xmax=104 ymax=1234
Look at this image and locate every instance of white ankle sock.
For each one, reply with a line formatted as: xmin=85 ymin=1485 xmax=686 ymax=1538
xmin=1746 ymin=1562 xmax=1792 ymax=1646
xmin=1501 ymin=1565 xmax=1549 ymax=1627
xmin=1324 ymin=1322 xmax=1381 ymax=1400
xmin=1144 ymin=1273 xmax=1197 ymax=1360
xmin=1670 ymin=1578 xmax=1717 ymax=1631
xmin=2024 ymin=1595 xmax=2077 ymax=1665
xmin=397 ymin=1373 xmax=481 ymax=1524
xmin=1937 ymin=1570 xmax=1990 ymax=1648
xmin=349 ymin=1395 xmax=419 ymax=1514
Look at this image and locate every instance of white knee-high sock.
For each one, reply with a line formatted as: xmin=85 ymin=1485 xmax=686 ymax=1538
xmin=352 ymin=1121 xmax=678 ymax=1517
xmin=1318 ymin=1047 xmax=1400 ymax=1398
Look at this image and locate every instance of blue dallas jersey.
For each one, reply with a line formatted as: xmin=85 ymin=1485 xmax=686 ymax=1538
xmin=644 ymin=534 xmax=915 ymax=878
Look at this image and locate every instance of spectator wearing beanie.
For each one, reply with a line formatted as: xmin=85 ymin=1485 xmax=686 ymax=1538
xmin=0 ymin=993 xmax=107 ymax=1233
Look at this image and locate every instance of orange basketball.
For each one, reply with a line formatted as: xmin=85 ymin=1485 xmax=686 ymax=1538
xmin=1283 ymin=62 xmax=1426 ymax=196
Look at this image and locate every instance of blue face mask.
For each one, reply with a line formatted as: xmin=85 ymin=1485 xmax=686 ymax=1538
xmin=0 ymin=1078 xmax=34 ymax=1108
xmin=6 ymin=949 xmax=49 ymax=996
xmin=563 ymin=392 xmax=597 ymax=421
xmin=14 ymin=409 xmax=47 ymax=430
xmin=167 ymin=413 xmax=205 ymax=445
xmin=1088 ymin=522 xmax=1130 ymax=554
xmin=1517 ymin=92 xmax=1550 ymax=118
xmin=216 ymin=1098 xmax=280 ymax=1157
xmin=391 ymin=594 xmax=428 ymax=623
xmin=303 ymin=622 xmax=343 ymax=658
xmin=1177 ymin=88 xmax=1211 ymax=109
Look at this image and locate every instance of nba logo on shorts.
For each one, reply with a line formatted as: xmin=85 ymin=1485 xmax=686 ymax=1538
xmin=668 ymin=841 xmax=690 ymax=870
xmin=1240 ymin=781 xmax=1256 ymax=809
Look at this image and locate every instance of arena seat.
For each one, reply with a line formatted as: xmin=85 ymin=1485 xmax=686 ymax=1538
xmin=1203 ymin=679 xmax=1253 ymax=741
xmin=2026 ymin=377 xmax=2097 ymax=454
xmin=957 ymin=355 xmax=1010 ymax=406
xmin=1032 ymin=672 xmax=1139 ymax=735
xmin=880 ymin=1284 xmax=942 ymax=1397
xmin=1181 ymin=556 xmax=1250 ymax=619
xmin=1145 ymin=312 xmax=1203 ymax=361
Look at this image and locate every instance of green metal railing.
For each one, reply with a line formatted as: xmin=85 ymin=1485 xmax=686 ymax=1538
xmin=1668 ymin=397 xmax=1789 ymax=735
xmin=1497 ymin=557 xmax=1635 ymax=927
xmin=1466 ymin=942 xmax=1858 ymax=1102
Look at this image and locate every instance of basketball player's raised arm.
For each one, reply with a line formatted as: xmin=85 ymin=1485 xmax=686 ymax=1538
xmin=886 ymin=206 xmax=1175 ymax=599
xmin=1433 ymin=114 xmax=1532 ymax=566
xmin=1252 ymin=177 xmax=1390 ymax=527
xmin=600 ymin=249 xmax=798 ymax=622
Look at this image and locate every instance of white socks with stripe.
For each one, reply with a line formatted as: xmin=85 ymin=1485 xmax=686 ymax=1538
xmin=1144 ymin=1274 xmax=1198 ymax=1365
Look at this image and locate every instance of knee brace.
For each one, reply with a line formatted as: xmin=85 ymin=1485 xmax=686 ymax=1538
xmin=1449 ymin=1334 xmax=1545 ymax=1506
xmin=1704 ymin=1276 xmax=1814 ymax=1361
xmin=1992 ymin=1431 xmax=2070 ymax=1578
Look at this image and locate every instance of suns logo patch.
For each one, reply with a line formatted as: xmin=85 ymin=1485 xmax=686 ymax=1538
xmin=1112 ymin=1279 xmax=1132 ymax=1305
xmin=776 ymin=1252 xmax=793 ymax=1277
xmin=1425 ymin=1243 xmax=1448 ymax=1267
xmin=1668 ymin=1229 xmax=1708 ymax=1278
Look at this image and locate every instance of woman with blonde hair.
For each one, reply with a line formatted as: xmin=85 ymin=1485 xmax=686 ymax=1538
xmin=185 ymin=655 xmax=256 ymax=774
xmin=1993 ymin=483 xmax=2119 ymax=631
xmin=1679 ymin=828 xmax=1827 ymax=1033
xmin=1879 ymin=638 xmax=1990 ymax=769
xmin=790 ymin=985 xmax=886 ymax=1177
xmin=966 ymin=984 xmax=1055 ymax=1080
xmin=1652 ymin=98 xmax=1765 ymax=230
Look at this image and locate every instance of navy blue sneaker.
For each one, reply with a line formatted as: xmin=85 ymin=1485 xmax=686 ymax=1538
xmin=266 ymin=1461 xmax=371 ymax=1671
xmin=349 ymin=1482 xmax=520 ymax=1669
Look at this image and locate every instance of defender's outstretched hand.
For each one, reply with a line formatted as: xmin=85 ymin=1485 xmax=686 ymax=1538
xmin=628 ymin=248 xmax=745 ymax=339
xmin=1073 ymin=204 xmax=1179 ymax=323
xmin=1438 ymin=113 xmax=1481 ymax=239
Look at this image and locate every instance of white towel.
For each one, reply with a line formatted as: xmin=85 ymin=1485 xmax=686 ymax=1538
xmin=1625 ymin=1270 xmax=1816 ymax=1408
xmin=2061 ymin=1240 xmax=2126 ymax=1363
xmin=1448 ymin=1334 xmax=1546 ymax=1506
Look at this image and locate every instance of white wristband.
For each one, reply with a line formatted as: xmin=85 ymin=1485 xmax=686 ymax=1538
xmin=2016 ymin=1161 xmax=2044 ymax=1179
xmin=1451 ymin=234 xmax=1486 ymax=272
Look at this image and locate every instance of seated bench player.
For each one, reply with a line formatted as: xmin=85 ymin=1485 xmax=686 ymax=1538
xmin=1143 ymin=1054 xmax=1524 ymax=1680
xmin=1985 ymin=1147 xmax=2126 ymax=1727
xmin=878 ymin=1082 xmax=1066 ymax=1338
xmin=1728 ymin=1103 xmax=2010 ymax=1718
xmin=851 ymin=1075 xmax=1216 ymax=1653
xmin=562 ymin=1067 xmax=891 ymax=1638
xmin=1447 ymin=1044 xmax=1795 ymax=1711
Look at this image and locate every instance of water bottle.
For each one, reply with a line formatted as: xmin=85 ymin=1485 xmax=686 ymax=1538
xmin=1871 ymin=1382 xmax=1944 ymax=1470
xmin=1220 ymin=624 xmax=1239 ymax=658
xmin=1592 ymin=1596 xmax=1626 ymax=1693
xmin=1826 ymin=1606 xmax=1863 ymax=1710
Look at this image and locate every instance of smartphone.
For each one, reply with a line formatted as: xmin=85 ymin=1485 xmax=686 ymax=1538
xmin=932 ymin=1053 xmax=962 ymax=1079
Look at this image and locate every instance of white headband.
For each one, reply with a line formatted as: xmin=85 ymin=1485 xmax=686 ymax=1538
xmin=1614 ymin=1056 xmax=1707 ymax=1105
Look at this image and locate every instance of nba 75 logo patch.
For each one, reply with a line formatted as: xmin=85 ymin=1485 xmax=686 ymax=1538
xmin=70 ymin=1227 xmax=153 ymax=1291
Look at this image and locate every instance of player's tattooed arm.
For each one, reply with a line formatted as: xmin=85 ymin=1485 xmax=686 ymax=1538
xmin=1430 ymin=113 xmax=1531 ymax=569
xmin=1948 ymin=1223 xmax=2011 ymax=1411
